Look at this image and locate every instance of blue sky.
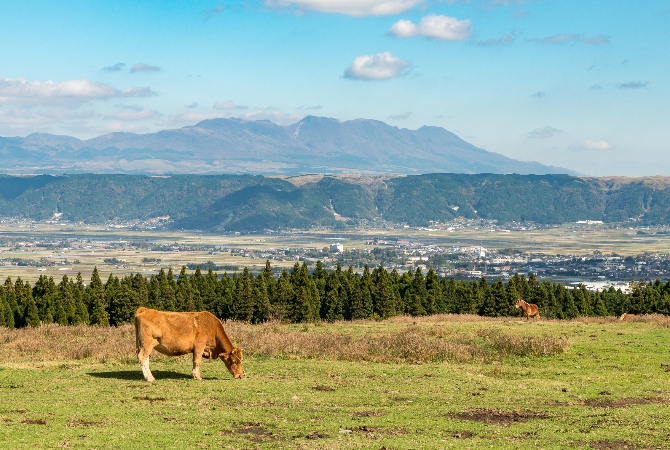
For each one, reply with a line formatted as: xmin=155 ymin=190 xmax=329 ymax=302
xmin=0 ymin=0 xmax=668 ymax=176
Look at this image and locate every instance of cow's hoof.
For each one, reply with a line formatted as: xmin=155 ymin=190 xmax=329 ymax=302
xmin=146 ymin=377 xmax=155 ymax=383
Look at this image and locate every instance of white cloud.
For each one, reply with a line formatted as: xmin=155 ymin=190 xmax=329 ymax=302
xmin=0 ymin=107 xmax=96 ymax=126
xmin=130 ymin=63 xmax=161 ymax=73
xmin=583 ymin=35 xmax=609 ymax=44
xmin=483 ymin=0 xmax=526 ymax=8
xmin=570 ymin=140 xmax=612 ymax=150
xmin=388 ymin=111 xmax=413 ymax=120
xmin=296 ymin=104 xmax=322 ymax=110
xmin=103 ymin=63 xmax=126 ymax=72
xmin=184 ymin=102 xmax=199 ymax=109
xmin=94 ymin=122 xmax=150 ymax=134
xmin=540 ymin=34 xmax=582 ymax=44
xmin=527 ymin=126 xmax=561 ymax=139
xmin=116 ymin=103 xmax=144 ymax=111
xmin=265 ymin=0 xmax=423 ymax=16
xmin=389 ymin=14 xmax=471 ymax=41
xmin=155 ymin=112 xmax=227 ymax=127
xmin=213 ymin=100 xmax=248 ymax=110
xmin=531 ymin=91 xmax=546 ymax=98
xmin=0 ymin=77 xmax=155 ymax=105
xmin=104 ymin=110 xmax=163 ymax=121
xmin=344 ymin=52 xmax=410 ymax=80
xmin=241 ymin=108 xmax=304 ymax=124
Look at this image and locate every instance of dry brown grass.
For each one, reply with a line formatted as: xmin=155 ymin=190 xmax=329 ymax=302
xmin=0 ymin=324 xmax=136 ymax=362
xmin=576 ymin=314 xmax=670 ymax=328
xmin=0 ymin=317 xmax=570 ymax=364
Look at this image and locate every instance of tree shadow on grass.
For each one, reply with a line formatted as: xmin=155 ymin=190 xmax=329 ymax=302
xmin=87 ymin=370 xmax=193 ymax=381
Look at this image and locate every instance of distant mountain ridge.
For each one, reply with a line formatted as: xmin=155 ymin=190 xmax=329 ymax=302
xmin=1 ymin=173 xmax=669 ymax=230
xmin=0 ymin=116 xmax=574 ymax=175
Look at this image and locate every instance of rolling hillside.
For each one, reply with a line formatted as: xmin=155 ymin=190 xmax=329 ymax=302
xmin=1 ymin=173 xmax=670 ymax=229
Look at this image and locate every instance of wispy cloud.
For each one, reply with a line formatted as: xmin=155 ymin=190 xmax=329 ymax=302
xmin=213 ymin=100 xmax=248 ymax=110
xmin=511 ymin=10 xmax=525 ymax=18
xmin=130 ymin=63 xmax=161 ymax=73
xmin=482 ymin=0 xmax=526 ymax=8
xmin=205 ymin=3 xmax=227 ymax=18
xmin=184 ymin=102 xmax=199 ymax=109
xmin=387 ymin=111 xmax=413 ymax=120
xmin=156 ymin=112 xmax=226 ymax=127
xmin=539 ymin=34 xmax=581 ymax=44
xmin=0 ymin=77 xmax=156 ymax=105
xmin=570 ymin=139 xmax=612 ymax=150
xmin=478 ymin=34 xmax=514 ymax=46
xmin=590 ymin=83 xmax=603 ymax=90
xmin=104 ymin=109 xmax=163 ymax=121
xmin=116 ymin=103 xmax=144 ymax=111
xmin=583 ymin=35 xmax=609 ymax=44
xmin=241 ymin=108 xmax=304 ymax=124
xmin=389 ymin=14 xmax=471 ymax=41
xmin=103 ymin=63 xmax=126 ymax=72
xmin=527 ymin=126 xmax=561 ymax=139
xmin=534 ymin=34 xmax=609 ymax=44
xmin=531 ymin=91 xmax=546 ymax=98
xmin=619 ymin=81 xmax=649 ymax=89
xmin=296 ymin=105 xmax=322 ymax=110
xmin=344 ymin=52 xmax=410 ymax=80
xmin=265 ymin=0 xmax=423 ymax=16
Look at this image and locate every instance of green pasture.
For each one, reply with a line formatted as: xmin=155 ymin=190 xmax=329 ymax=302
xmin=1 ymin=317 xmax=669 ymax=449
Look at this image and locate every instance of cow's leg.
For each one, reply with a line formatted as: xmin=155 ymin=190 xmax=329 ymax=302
xmin=137 ymin=339 xmax=158 ymax=382
xmin=192 ymin=345 xmax=205 ymax=380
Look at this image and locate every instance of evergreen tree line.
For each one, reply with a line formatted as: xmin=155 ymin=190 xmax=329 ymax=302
xmin=1 ymin=261 xmax=670 ymax=328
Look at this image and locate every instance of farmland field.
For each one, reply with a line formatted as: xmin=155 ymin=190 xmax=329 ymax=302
xmin=1 ymin=315 xmax=669 ymax=449
xmin=1 ymin=221 xmax=670 ymax=282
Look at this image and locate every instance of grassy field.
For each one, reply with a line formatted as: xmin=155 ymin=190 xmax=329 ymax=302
xmin=1 ymin=315 xmax=670 ymax=449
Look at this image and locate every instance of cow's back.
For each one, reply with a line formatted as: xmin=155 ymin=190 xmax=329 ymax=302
xmin=134 ymin=308 xmax=219 ymax=356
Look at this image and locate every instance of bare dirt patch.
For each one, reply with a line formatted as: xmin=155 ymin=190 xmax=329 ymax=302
xmin=313 ymin=385 xmax=335 ymax=392
xmin=306 ymin=431 xmax=329 ymax=439
xmin=583 ymin=397 xmax=666 ymax=408
xmin=133 ymin=396 xmax=166 ymax=403
xmin=235 ymin=424 xmax=276 ymax=442
xmin=589 ymin=440 xmax=642 ymax=450
xmin=353 ymin=410 xmax=385 ymax=417
xmin=67 ymin=419 xmax=101 ymax=427
xmin=450 ymin=431 xmax=474 ymax=439
xmin=447 ymin=409 xmax=549 ymax=426
xmin=22 ymin=418 xmax=47 ymax=425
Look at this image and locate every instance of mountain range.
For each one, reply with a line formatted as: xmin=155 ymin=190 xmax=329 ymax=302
xmin=0 ymin=116 xmax=573 ymax=176
xmin=1 ymin=173 xmax=668 ymax=229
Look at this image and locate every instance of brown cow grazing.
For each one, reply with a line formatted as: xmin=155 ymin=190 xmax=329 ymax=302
xmin=134 ymin=307 xmax=244 ymax=382
xmin=619 ymin=313 xmax=635 ymax=321
xmin=515 ymin=299 xmax=540 ymax=320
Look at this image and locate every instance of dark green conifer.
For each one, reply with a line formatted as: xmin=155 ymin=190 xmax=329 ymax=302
xmin=87 ymin=268 xmax=109 ymax=326
xmin=233 ymin=268 xmax=255 ymax=322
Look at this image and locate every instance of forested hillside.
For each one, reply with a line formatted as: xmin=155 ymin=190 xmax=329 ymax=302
xmin=2 ymin=173 xmax=670 ymax=228
xmin=1 ymin=262 xmax=668 ymax=329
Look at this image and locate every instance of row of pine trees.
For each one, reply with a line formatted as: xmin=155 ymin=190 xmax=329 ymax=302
xmin=1 ymin=261 xmax=669 ymax=328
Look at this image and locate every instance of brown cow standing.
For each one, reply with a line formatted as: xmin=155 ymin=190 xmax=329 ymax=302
xmin=134 ymin=307 xmax=244 ymax=382
xmin=515 ymin=299 xmax=540 ymax=320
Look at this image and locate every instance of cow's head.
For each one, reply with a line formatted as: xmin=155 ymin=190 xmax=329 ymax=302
xmin=220 ymin=347 xmax=244 ymax=379
xmin=515 ymin=298 xmax=524 ymax=308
